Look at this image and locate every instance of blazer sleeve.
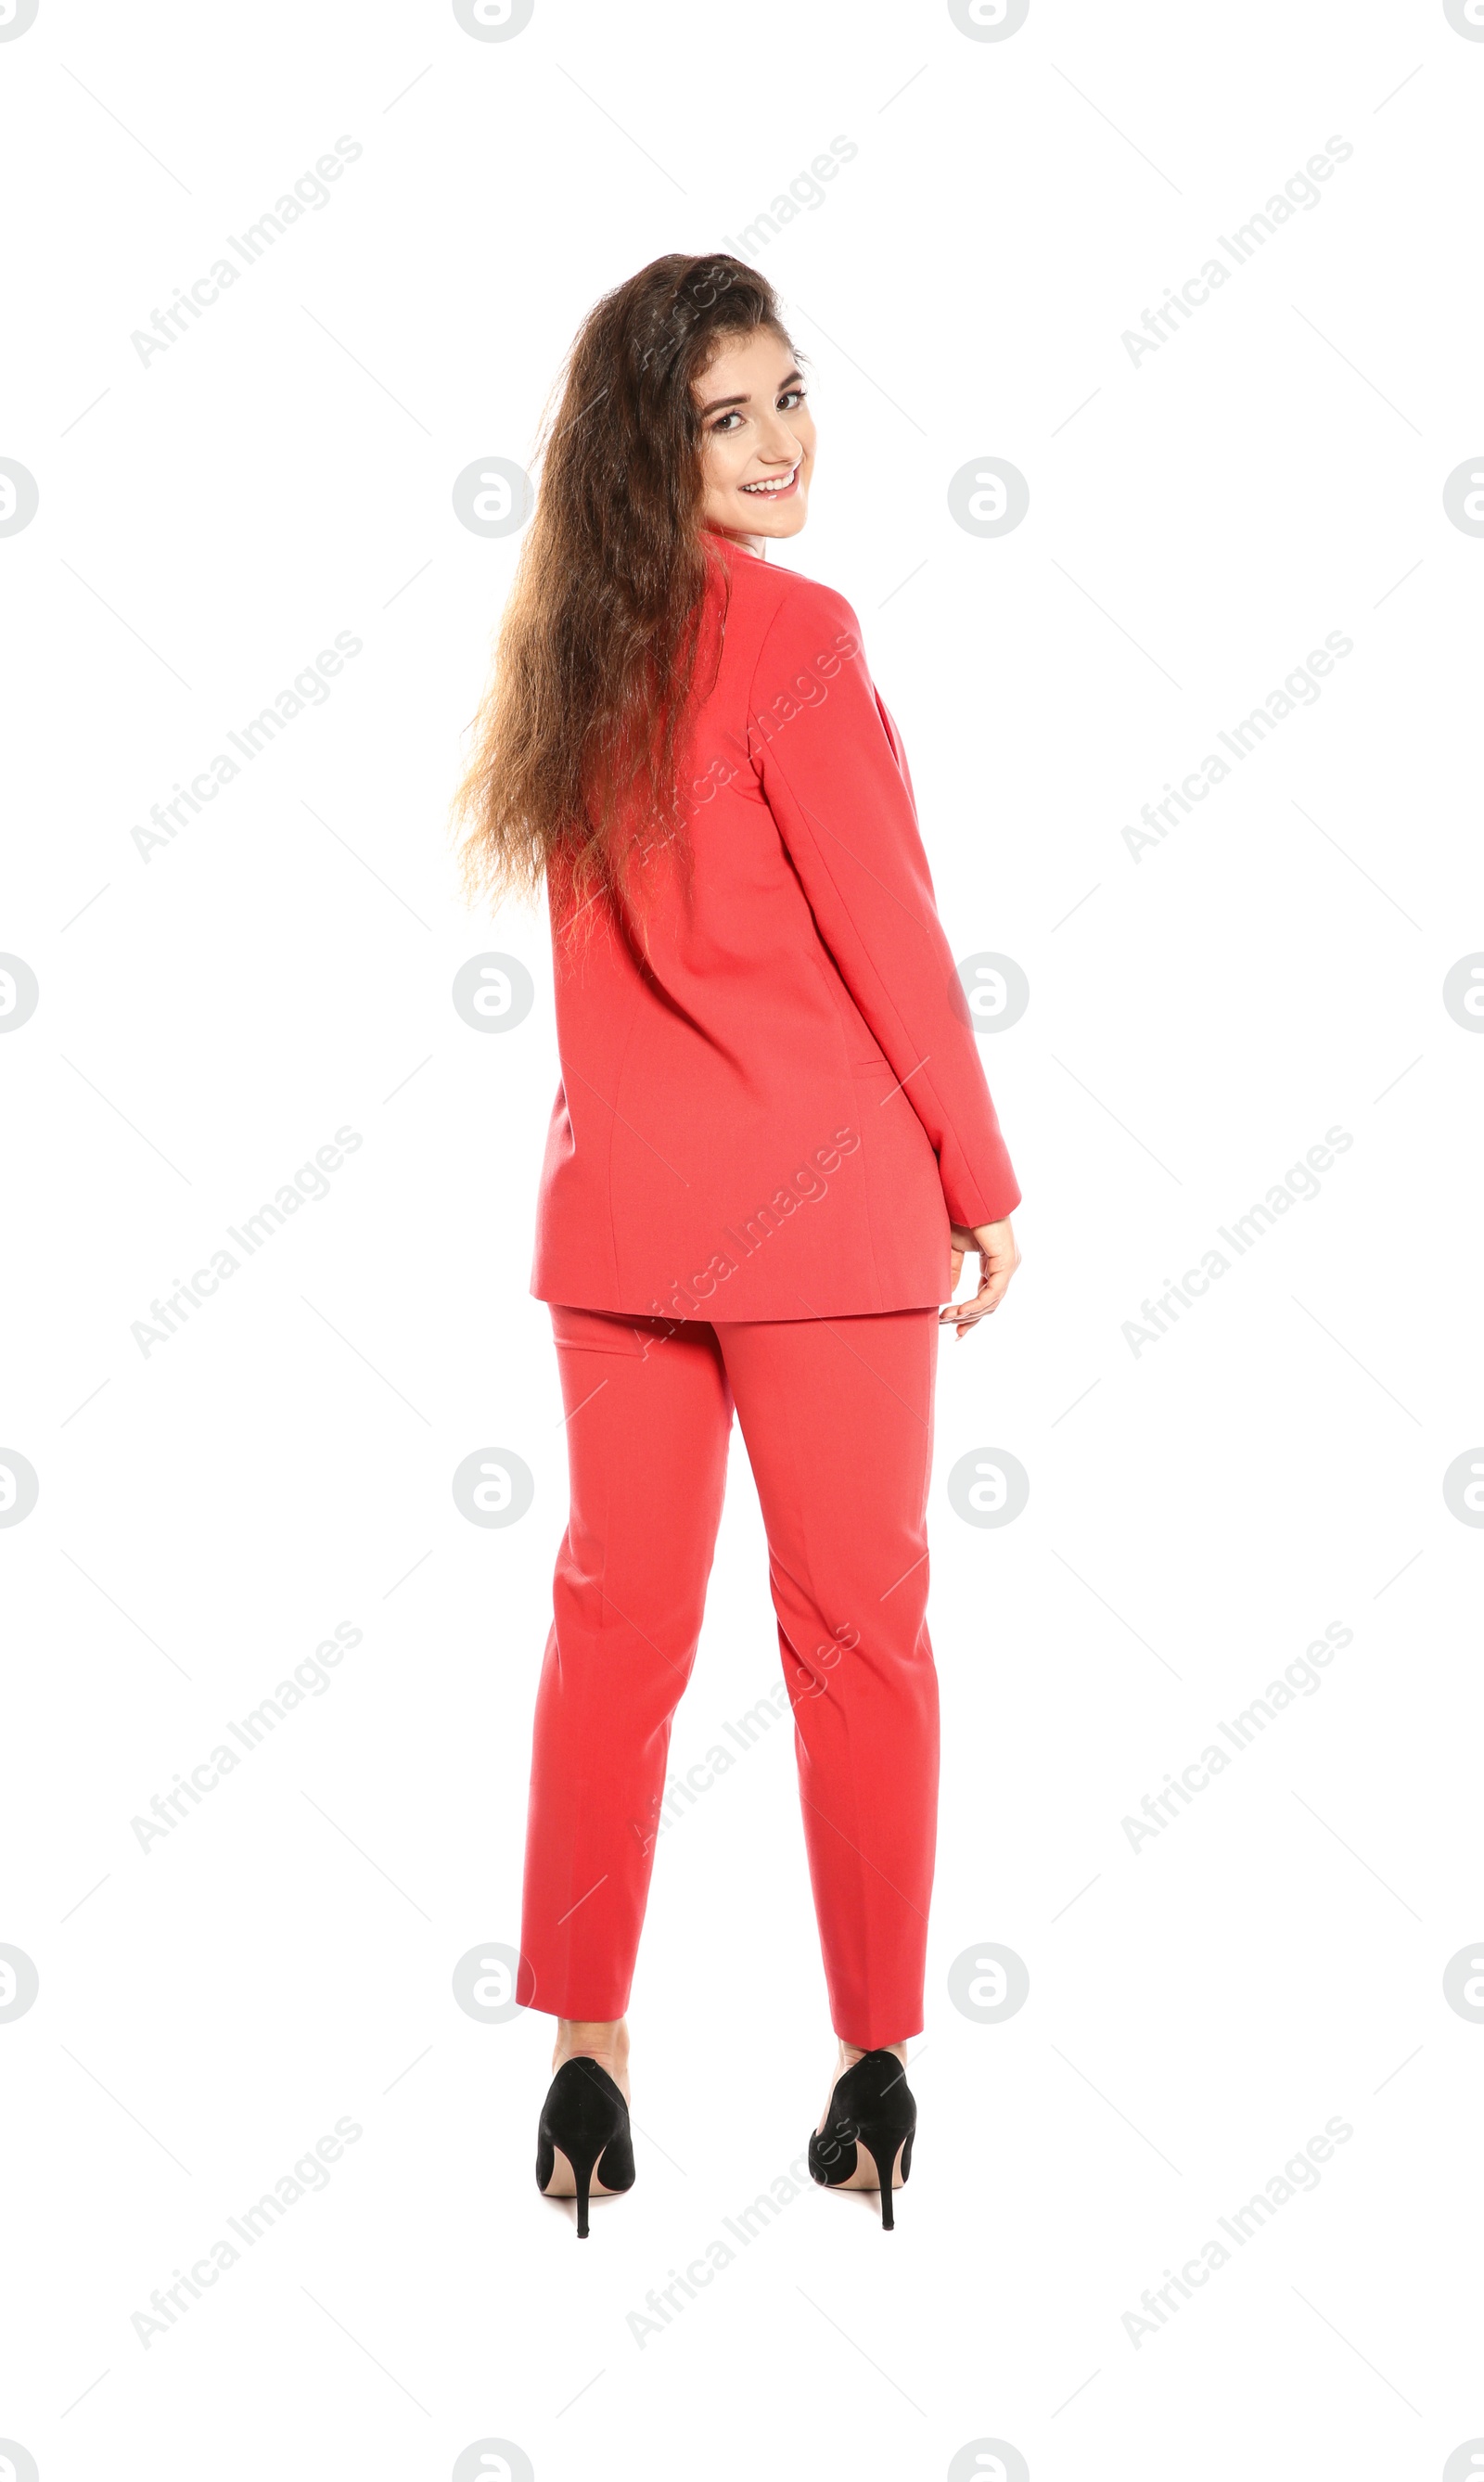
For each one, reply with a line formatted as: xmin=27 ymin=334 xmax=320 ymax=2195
xmin=747 ymin=575 xmax=1022 ymax=1228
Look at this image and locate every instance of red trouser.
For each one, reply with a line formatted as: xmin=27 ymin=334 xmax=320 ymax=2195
xmin=518 ymin=1303 xmax=940 ymax=2050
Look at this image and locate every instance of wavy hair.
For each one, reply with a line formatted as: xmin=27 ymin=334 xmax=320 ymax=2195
xmin=452 ymin=254 xmax=792 ymax=921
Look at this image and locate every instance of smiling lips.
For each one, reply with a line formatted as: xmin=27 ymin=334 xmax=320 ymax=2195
xmin=740 ymin=464 xmax=801 ymax=498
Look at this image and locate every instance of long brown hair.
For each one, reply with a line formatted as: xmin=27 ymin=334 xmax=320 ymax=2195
xmin=453 ymin=253 xmax=792 ymax=918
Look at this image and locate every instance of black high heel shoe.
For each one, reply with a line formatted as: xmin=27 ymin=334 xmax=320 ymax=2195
xmin=808 ymin=2048 xmax=916 ymax=2231
xmin=535 ymin=2057 xmax=635 ymax=2239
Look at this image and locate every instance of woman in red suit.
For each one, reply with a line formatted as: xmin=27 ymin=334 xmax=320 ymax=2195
xmin=455 ymin=254 xmax=1020 ymax=2235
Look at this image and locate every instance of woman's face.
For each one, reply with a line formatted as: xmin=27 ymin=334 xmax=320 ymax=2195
xmin=694 ymin=327 xmax=814 ymax=546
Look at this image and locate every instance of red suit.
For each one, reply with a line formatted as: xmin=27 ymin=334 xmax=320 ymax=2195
xmin=518 ymin=534 xmax=1020 ymax=2044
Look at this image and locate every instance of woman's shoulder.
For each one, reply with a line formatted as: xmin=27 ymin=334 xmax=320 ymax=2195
xmin=713 ymin=545 xmax=863 ymax=663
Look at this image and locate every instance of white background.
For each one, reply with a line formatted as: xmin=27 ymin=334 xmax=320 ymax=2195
xmin=3 ymin=1 xmax=1482 ymax=2476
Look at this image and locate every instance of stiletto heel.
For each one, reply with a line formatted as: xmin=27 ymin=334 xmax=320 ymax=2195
xmin=864 ymin=2140 xmax=897 ymax=2230
xmin=535 ymin=2057 xmax=635 ymax=2238
xmin=808 ymin=2048 xmax=916 ymax=2231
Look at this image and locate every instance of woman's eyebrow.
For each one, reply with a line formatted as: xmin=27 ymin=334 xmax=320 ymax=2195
xmin=698 ymin=367 xmax=803 ymax=416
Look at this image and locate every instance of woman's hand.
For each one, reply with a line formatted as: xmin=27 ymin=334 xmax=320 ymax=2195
xmin=940 ymin=1218 xmax=1020 ymax=1341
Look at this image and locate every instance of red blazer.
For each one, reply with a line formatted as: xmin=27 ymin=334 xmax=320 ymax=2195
xmin=531 ymin=531 xmax=1020 ymax=1322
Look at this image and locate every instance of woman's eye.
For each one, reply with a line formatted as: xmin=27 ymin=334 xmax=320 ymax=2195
xmin=778 ymin=389 xmax=805 ymax=409
xmin=712 ymin=410 xmax=743 ymax=432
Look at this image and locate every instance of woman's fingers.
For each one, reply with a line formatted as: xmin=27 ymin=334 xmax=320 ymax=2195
xmin=939 ymin=1217 xmax=1020 ymax=1338
xmin=939 ymin=1280 xmax=992 ymax=1333
xmin=978 ymin=1253 xmax=1016 ymax=1311
xmin=975 ymin=1221 xmax=1020 ymax=1307
xmin=953 ymin=1279 xmax=994 ymax=1339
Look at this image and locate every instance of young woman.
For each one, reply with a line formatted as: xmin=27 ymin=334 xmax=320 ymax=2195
xmin=454 ymin=253 xmax=1021 ymax=2237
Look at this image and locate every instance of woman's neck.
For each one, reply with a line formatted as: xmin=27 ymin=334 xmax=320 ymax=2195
xmin=703 ymin=524 xmax=767 ymax=561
